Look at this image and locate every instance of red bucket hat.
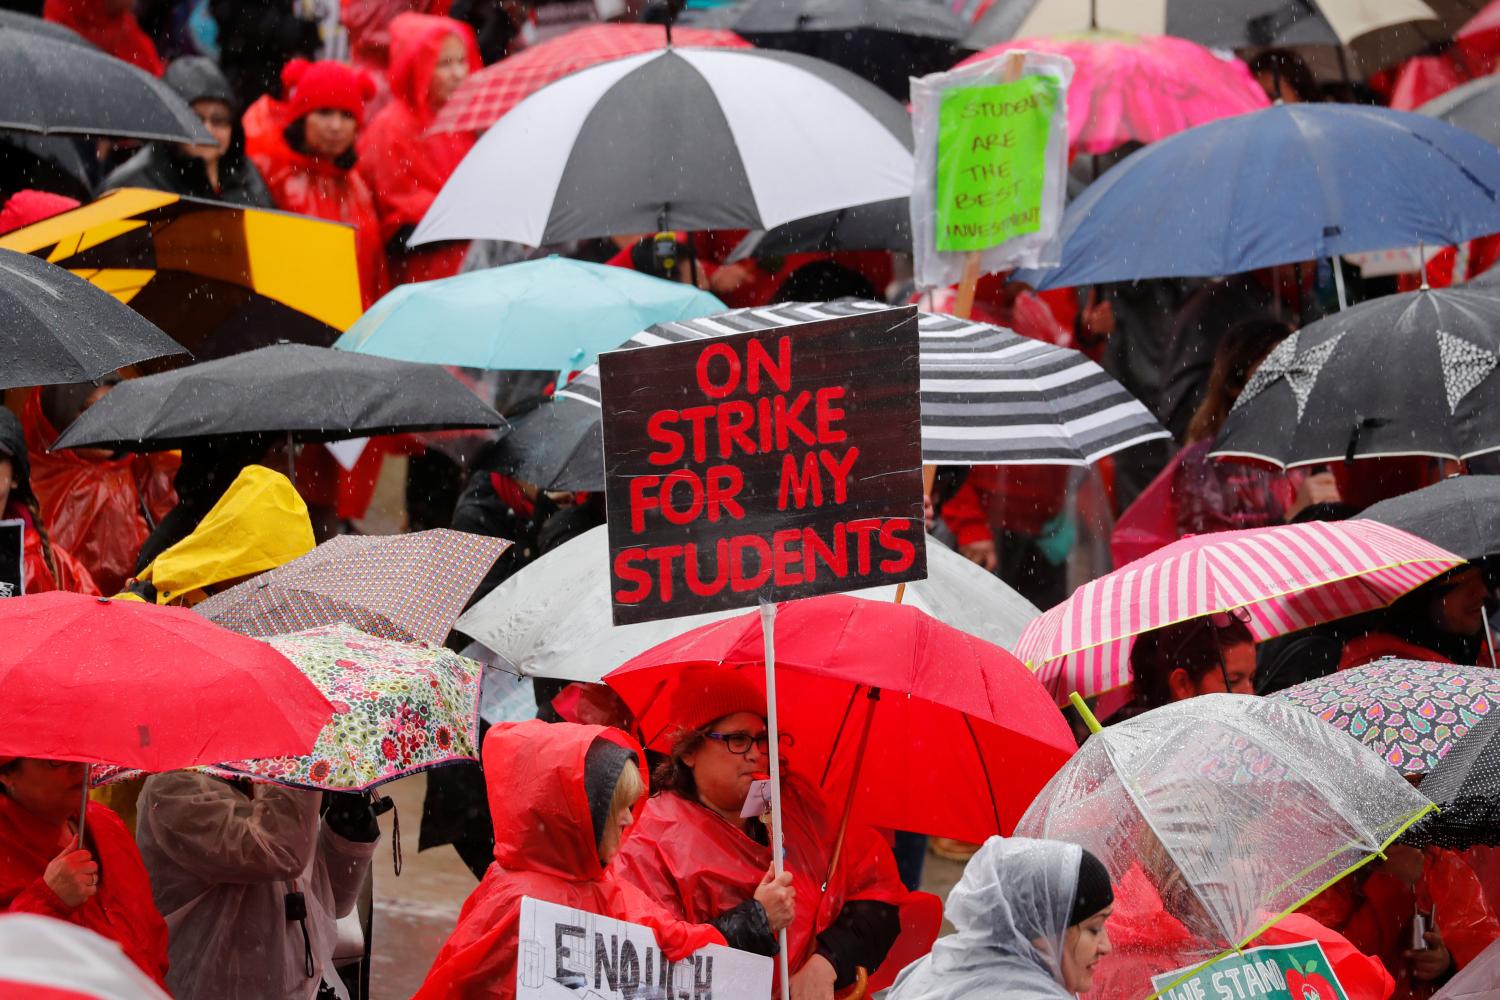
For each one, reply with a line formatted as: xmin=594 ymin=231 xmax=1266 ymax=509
xmin=281 ymin=58 xmax=376 ymax=126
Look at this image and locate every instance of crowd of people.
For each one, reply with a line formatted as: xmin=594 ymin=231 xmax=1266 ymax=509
xmin=4 ymin=1 xmax=1500 ymax=999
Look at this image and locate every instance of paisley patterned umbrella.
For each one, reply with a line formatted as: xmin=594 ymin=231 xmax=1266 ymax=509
xmin=101 ymin=624 xmax=483 ymax=791
xmin=1274 ymin=659 xmax=1500 ymax=775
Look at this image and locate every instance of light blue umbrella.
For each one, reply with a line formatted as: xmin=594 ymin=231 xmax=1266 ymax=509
xmin=333 ymin=255 xmax=726 ymax=373
xmin=1016 ymin=104 xmax=1500 ymax=292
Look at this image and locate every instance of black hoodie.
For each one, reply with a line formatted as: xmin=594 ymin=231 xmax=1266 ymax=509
xmin=102 ymin=57 xmax=272 ymax=208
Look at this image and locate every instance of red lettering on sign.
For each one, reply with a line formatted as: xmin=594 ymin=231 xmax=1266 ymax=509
xmin=804 ymin=525 xmax=847 ymax=580
xmin=772 ymin=392 xmax=817 ymax=449
xmin=879 ymin=519 xmax=917 ymax=573
xmin=819 ymin=447 xmax=859 ymax=503
xmin=705 ymin=465 xmax=745 ymax=522
xmin=746 ymin=336 xmax=792 ymax=394
xmin=771 ymin=528 xmax=804 ymax=586
xmin=646 ymin=411 xmax=683 ymax=466
xmin=695 ymin=342 xmax=742 ymax=398
xmin=729 ymin=535 xmax=772 ymax=592
xmin=717 ymin=400 xmax=757 ymax=458
xmin=685 ymin=539 xmax=730 ymax=597
xmin=613 ymin=548 xmax=652 ymax=603
xmin=646 ymin=546 xmax=679 ymax=602
xmin=778 ymin=452 xmax=822 ymax=510
xmin=659 ymin=469 xmax=703 ymax=525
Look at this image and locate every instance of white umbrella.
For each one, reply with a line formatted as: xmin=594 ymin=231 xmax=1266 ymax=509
xmin=455 ymin=525 xmax=1039 ymax=682
xmin=411 ymin=47 xmax=913 ymax=248
xmin=0 ymin=915 xmax=171 ymax=1000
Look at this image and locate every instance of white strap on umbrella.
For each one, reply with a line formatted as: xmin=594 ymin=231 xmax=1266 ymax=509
xmin=759 ymin=599 xmax=790 ymax=1000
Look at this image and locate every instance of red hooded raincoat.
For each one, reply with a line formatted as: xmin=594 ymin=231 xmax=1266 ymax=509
xmin=413 ymin=721 xmax=724 ymax=999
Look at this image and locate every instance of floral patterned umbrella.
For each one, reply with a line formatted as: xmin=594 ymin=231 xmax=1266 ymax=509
xmin=101 ymin=624 xmax=483 ymax=791
xmin=1273 ymin=659 xmax=1500 ymax=775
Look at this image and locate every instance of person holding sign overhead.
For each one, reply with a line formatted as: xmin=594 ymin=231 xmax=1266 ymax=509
xmin=413 ymin=720 xmax=724 ymax=999
xmin=611 ymin=669 xmax=931 ymax=1000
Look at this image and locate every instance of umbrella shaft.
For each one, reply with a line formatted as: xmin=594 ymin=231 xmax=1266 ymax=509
xmin=75 ymin=763 xmax=90 ymax=849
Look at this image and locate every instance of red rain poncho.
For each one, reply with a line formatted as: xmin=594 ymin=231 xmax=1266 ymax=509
xmin=413 ymin=721 xmax=724 ymax=1000
xmin=245 ymin=99 xmax=389 ymax=307
xmin=611 ymin=774 xmax=939 ymax=994
xmin=4 ymin=502 xmax=99 ymax=597
xmin=0 ymin=797 xmax=168 ymax=989
xmin=43 ymin=0 xmax=162 ymax=76
xmin=1104 ymin=866 xmax=1395 ymax=1000
xmin=20 ymin=390 xmax=177 ymax=596
xmin=358 ymin=12 xmax=480 ymax=285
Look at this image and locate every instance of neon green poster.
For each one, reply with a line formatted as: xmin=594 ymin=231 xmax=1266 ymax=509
xmin=934 ymin=76 xmax=1059 ymax=253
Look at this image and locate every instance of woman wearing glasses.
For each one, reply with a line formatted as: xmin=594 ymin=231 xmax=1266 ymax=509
xmin=611 ymin=669 xmax=923 ymax=1000
xmin=1126 ymin=608 xmax=1257 ymax=716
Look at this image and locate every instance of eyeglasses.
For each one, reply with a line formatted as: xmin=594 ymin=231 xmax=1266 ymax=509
xmin=705 ymin=730 xmax=794 ymax=756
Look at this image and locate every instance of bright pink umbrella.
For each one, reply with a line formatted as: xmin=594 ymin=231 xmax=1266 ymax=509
xmin=1016 ymin=520 xmax=1464 ymax=702
xmin=960 ymin=32 xmax=1269 ymax=155
xmin=429 ymin=23 xmax=752 ymax=135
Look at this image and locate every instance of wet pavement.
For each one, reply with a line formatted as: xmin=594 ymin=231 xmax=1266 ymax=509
xmin=369 ymin=773 xmax=965 ymax=999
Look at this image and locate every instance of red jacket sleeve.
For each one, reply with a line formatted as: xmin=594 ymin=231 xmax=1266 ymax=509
xmin=940 ymin=467 xmax=998 ymax=549
xmin=1425 ymin=848 xmax=1500 ymax=969
xmin=5 ymin=877 xmax=71 ymax=919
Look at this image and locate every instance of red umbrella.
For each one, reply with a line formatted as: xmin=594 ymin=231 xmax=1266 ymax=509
xmin=0 ymin=592 xmax=332 ymax=771
xmin=604 ymin=594 xmax=1076 ymax=846
xmin=428 ymin=23 xmax=753 ymax=135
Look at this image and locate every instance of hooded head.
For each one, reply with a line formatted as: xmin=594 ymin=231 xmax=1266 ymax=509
xmin=387 ymin=13 xmax=480 ymax=123
xmin=281 ymin=58 xmax=377 ymax=128
xmin=164 ymin=56 xmax=235 ymax=108
xmin=484 ymin=720 xmax=647 ymax=882
xmin=135 ymin=465 xmax=314 ymax=605
xmin=929 ymin=837 xmax=1093 ymax=997
xmin=0 ymin=408 xmax=34 ymax=512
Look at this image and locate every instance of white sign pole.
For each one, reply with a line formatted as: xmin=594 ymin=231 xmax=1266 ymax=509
xmin=759 ymin=598 xmax=791 ymax=1000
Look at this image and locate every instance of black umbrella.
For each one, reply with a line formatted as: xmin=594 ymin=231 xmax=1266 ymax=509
xmin=0 ymin=248 xmax=187 ymax=390
xmin=1419 ymin=74 xmax=1500 ymax=147
xmin=715 ymin=0 xmax=969 ymax=99
xmin=1406 ymin=708 xmax=1500 ymax=850
xmin=51 ymin=344 xmax=506 ymax=452
xmin=1211 ymin=285 xmax=1500 ymax=469
xmin=0 ymin=16 xmax=212 ymax=144
xmin=1357 ymin=476 xmax=1500 ymax=561
xmin=0 ymin=133 xmax=92 ymax=200
xmin=726 ymin=196 xmax=911 ymax=262
xmin=502 ymin=394 xmax=603 ymax=492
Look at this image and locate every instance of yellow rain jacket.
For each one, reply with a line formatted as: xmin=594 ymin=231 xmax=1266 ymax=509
xmin=100 ymin=466 xmax=315 ymax=827
xmin=117 ymin=465 xmax=316 ymax=607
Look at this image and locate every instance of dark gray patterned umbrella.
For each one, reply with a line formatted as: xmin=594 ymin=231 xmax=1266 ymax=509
xmin=1212 ymin=285 xmax=1500 ymax=469
xmin=1407 ymin=707 xmax=1500 ymax=849
xmin=195 ymin=529 xmax=512 ymax=646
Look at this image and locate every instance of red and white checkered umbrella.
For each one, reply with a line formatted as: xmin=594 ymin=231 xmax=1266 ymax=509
xmin=1016 ymin=520 xmax=1465 ymax=703
xmin=429 ymin=22 xmax=752 ymax=134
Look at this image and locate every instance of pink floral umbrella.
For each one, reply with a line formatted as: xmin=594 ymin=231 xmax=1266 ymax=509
xmin=959 ymin=32 xmax=1269 ymax=155
xmin=1016 ymin=520 xmax=1464 ymax=702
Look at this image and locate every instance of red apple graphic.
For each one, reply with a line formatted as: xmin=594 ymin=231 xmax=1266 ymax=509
xmin=1284 ymin=957 xmax=1338 ymax=1000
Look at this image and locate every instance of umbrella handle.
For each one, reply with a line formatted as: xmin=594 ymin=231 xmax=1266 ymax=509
xmin=75 ymin=763 xmax=91 ymax=849
xmin=834 ymin=967 xmax=869 ymax=1000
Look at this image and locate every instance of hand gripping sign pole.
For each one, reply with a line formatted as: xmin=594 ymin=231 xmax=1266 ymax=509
xmin=759 ymin=597 xmax=791 ymax=1000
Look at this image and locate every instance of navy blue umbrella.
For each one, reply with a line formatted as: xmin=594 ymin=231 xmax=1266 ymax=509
xmin=1017 ymin=104 xmax=1500 ymax=292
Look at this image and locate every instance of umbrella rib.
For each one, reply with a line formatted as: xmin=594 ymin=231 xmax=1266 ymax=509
xmin=819 ymin=684 xmax=863 ymax=788
xmin=961 ymin=714 xmax=1002 ymax=836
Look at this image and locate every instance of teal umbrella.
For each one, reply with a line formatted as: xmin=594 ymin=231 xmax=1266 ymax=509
xmin=333 ymin=255 xmax=726 ymax=373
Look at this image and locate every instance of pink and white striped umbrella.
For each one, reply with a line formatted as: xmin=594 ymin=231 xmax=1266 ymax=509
xmin=1016 ymin=520 xmax=1464 ymax=702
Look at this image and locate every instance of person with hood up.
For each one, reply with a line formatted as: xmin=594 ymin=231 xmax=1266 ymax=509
xmin=247 ymin=58 xmax=387 ymax=306
xmin=610 ymin=669 xmax=936 ymax=1000
xmin=0 ymin=407 xmax=98 ymax=597
xmin=413 ymin=720 xmax=726 ymax=999
xmin=104 ymin=56 xmax=273 ymax=207
xmin=43 ymin=0 xmax=162 ymax=75
xmin=887 ymin=837 xmax=1112 ymax=1000
xmin=119 ymin=463 xmax=316 ymax=608
xmin=0 ymin=756 xmax=168 ymax=990
xmin=357 ymin=12 xmax=480 ymax=285
xmin=134 ymin=774 xmax=381 ymax=999
xmin=18 ymin=383 xmax=178 ymax=597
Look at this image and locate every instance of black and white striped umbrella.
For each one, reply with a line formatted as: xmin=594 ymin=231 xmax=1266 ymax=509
xmin=410 ymin=47 xmax=913 ymax=248
xmin=505 ymin=299 xmax=1167 ymax=490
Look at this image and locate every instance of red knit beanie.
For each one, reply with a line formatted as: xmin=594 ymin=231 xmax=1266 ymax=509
xmin=281 ymin=58 xmax=376 ymax=126
xmin=667 ymin=668 xmax=767 ymax=735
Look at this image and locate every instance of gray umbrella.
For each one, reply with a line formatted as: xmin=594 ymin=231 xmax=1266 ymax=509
xmin=0 ymin=14 xmax=213 ymax=144
xmin=1357 ymin=476 xmax=1500 ymax=562
xmin=51 ymin=343 xmax=506 ymax=452
xmin=726 ymin=196 xmax=911 ymax=262
xmin=1419 ymin=74 xmax=1500 ymax=147
xmin=0 ymin=248 xmax=187 ymax=390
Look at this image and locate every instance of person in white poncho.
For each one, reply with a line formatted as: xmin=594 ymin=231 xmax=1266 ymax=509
xmin=888 ymin=837 xmax=1114 ymax=1000
xmin=135 ymin=774 xmax=380 ymax=1000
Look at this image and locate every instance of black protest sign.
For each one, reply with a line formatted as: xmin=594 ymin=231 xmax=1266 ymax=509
xmin=0 ymin=519 xmax=22 ymax=598
xmin=600 ymin=305 xmax=926 ymax=625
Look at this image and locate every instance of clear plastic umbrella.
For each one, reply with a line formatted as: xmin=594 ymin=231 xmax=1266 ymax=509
xmin=1016 ymin=694 xmax=1434 ymax=999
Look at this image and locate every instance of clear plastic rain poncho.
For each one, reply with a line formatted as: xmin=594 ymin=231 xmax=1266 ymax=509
xmin=888 ymin=837 xmax=1081 ymax=1000
xmin=1016 ymin=694 xmax=1433 ymax=999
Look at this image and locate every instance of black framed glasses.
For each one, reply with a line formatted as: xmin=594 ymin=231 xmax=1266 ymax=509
xmin=705 ymin=730 xmax=794 ymax=756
